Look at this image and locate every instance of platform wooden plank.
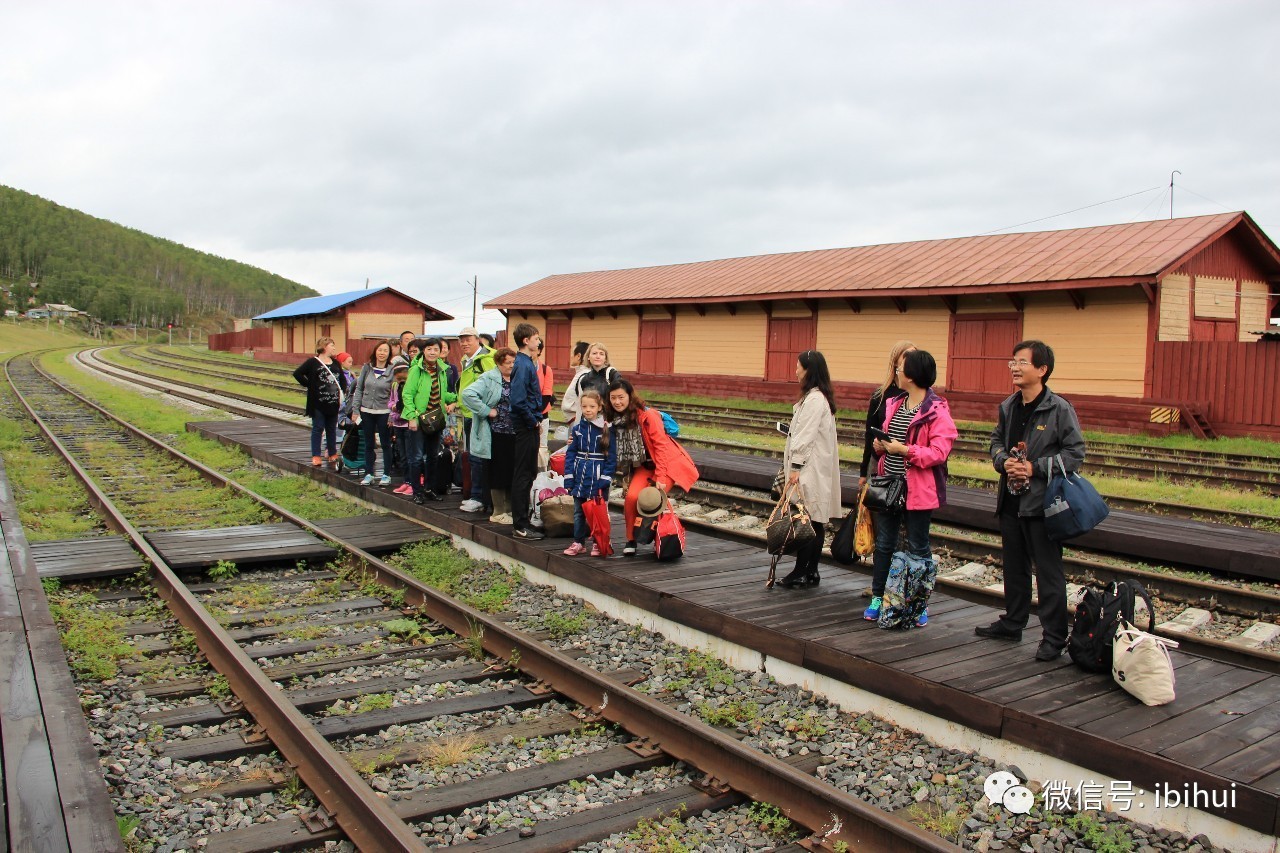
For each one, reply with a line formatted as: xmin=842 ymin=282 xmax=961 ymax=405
xmin=145 ymin=522 xmax=335 ymax=569
xmin=185 ymin=417 xmax=1280 ymax=836
xmin=30 ymin=535 xmax=144 ymax=579
xmin=0 ymin=458 xmax=124 ymax=852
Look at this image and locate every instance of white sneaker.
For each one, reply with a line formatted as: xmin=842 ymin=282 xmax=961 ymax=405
xmin=459 ymin=499 xmax=483 ymax=513
xmin=490 ymin=513 xmax=513 ymax=525
xmin=360 ymin=474 xmax=374 ymax=486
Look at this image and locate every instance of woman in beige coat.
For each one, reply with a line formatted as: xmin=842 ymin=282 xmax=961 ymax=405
xmin=777 ymin=350 xmax=843 ymax=588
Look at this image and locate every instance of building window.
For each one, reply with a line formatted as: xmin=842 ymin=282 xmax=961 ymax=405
xmin=637 ymin=317 xmax=675 ymax=375
xmin=321 ymin=324 xmax=332 ymax=338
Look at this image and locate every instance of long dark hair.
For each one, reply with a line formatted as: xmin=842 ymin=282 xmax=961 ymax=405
xmin=798 ymin=350 xmax=836 ymax=413
xmin=605 ymin=378 xmax=646 ymax=424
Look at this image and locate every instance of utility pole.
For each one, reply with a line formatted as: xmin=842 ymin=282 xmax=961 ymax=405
xmin=469 ymin=276 xmax=478 ymax=327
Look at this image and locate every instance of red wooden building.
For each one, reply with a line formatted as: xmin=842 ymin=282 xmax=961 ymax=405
xmin=489 ymin=213 xmax=1280 ymax=437
xmin=211 ymin=287 xmax=453 ymax=365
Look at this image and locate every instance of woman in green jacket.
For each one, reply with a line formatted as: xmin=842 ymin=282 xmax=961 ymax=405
xmin=401 ymin=337 xmax=458 ymax=504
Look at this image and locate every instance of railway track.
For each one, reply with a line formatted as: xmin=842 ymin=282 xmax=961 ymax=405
xmin=668 ymin=484 xmax=1280 ymax=673
xmin=84 ymin=347 xmax=1280 ymax=530
xmin=70 ymin=347 xmax=1280 ymax=663
xmin=136 ymin=345 xmax=1280 ymax=481
xmin=14 ymin=352 xmax=955 ymax=850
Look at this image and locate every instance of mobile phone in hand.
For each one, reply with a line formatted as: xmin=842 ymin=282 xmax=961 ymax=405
xmin=867 ymin=426 xmax=891 ymax=442
xmin=776 ymin=422 xmax=790 ymax=435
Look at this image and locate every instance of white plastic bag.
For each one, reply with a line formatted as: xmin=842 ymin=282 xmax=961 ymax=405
xmin=1112 ymin=621 xmax=1178 ymax=706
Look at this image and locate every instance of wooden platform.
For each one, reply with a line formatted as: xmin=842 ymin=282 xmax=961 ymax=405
xmin=31 ymin=535 xmax=145 ymax=579
xmin=188 ymin=417 xmax=1280 ymax=836
xmin=0 ymin=460 xmax=124 ymax=851
xmin=146 ymin=522 xmax=335 ymax=570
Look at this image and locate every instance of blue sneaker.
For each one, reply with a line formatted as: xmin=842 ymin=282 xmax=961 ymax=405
xmin=917 ymin=608 xmax=928 ymax=627
xmin=360 ymin=474 xmax=374 ymax=486
xmin=863 ymin=596 xmax=882 ymax=621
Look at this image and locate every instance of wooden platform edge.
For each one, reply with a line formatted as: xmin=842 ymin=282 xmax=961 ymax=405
xmin=0 ymin=458 xmax=125 ymax=852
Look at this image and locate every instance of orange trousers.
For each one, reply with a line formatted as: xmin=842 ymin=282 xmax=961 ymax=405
xmin=622 ymin=468 xmax=671 ymax=544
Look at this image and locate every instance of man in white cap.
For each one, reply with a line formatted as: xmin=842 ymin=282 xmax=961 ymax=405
xmin=456 ymin=327 xmax=496 ymax=513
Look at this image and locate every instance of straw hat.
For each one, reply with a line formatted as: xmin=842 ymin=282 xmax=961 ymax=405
xmin=636 ymin=486 xmax=666 ymax=518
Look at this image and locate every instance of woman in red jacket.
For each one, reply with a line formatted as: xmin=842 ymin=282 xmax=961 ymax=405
xmin=607 ymin=379 xmax=699 ymax=556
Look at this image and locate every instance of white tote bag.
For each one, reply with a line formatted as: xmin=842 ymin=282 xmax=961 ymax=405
xmin=1112 ymin=621 xmax=1179 ymax=706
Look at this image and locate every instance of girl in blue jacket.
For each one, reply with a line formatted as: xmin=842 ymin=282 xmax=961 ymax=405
xmin=562 ymin=391 xmax=617 ymax=557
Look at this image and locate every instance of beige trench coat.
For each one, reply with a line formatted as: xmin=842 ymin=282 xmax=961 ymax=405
xmin=783 ymin=388 xmax=843 ymax=524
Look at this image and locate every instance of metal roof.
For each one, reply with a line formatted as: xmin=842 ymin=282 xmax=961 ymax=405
xmin=488 ymin=213 xmax=1280 ymax=310
xmin=254 ymin=287 xmax=453 ymax=321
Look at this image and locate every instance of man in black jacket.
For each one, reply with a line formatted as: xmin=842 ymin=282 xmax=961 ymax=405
xmin=975 ymin=340 xmax=1086 ymax=661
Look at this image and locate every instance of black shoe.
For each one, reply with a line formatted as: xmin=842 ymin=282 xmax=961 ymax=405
xmin=777 ymin=570 xmax=820 ymax=589
xmin=413 ymin=493 xmax=428 ymax=505
xmin=513 ymin=528 xmax=545 ymax=541
xmin=622 ymin=541 xmax=637 ymax=557
xmin=974 ymin=622 xmax=1022 ymax=641
xmin=1035 ymin=641 xmax=1065 ymax=661
xmin=426 ymin=491 xmax=444 ymax=502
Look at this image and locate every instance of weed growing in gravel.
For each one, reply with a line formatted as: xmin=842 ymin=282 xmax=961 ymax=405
xmin=696 ymin=699 xmax=760 ymax=728
xmin=832 ymin=842 xmax=849 ymax=853
xmin=46 ymin=590 xmax=137 ymax=679
xmin=172 ymin=628 xmax=198 ymax=656
xmin=746 ymin=802 xmax=794 ymax=839
xmin=682 ymin=649 xmax=735 ymax=688
xmin=625 ymin=804 xmax=706 ymax=852
xmin=206 ymin=675 xmax=230 ymax=700
xmin=540 ymin=611 xmax=590 ymax=638
xmin=278 ymin=773 xmax=304 ymax=806
xmin=280 ymin=624 xmax=329 ymax=642
xmin=1066 ymin=811 xmax=1135 ymax=853
xmin=387 ymin=539 xmax=517 ymax=612
xmin=207 ymin=560 xmax=239 ymax=581
xmin=222 ymin=581 xmax=273 ymax=609
xmin=463 ymin=620 xmax=485 ymax=660
xmin=905 ymin=801 xmax=970 ymax=844
xmin=422 ymin=733 xmax=482 ymax=769
xmin=382 ymin=618 xmax=433 ymax=644
xmin=780 ymin=710 xmax=828 ymax=740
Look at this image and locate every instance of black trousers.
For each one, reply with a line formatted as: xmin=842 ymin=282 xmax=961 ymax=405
xmin=509 ymin=427 xmax=540 ymax=531
xmin=792 ymin=521 xmax=826 ymax=575
xmin=998 ymin=513 xmax=1069 ymax=647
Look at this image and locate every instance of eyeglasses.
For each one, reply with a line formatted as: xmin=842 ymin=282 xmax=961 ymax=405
xmin=1008 ymin=359 xmax=1034 ymax=369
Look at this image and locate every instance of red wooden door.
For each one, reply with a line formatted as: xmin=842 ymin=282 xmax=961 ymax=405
xmin=544 ymin=319 xmax=571 ymax=368
xmin=765 ymin=316 xmax=817 ymax=382
xmin=637 ymin=318 xmax=675 ymax=374
xmin=949 ymin=316 xmax=1021 ymax=393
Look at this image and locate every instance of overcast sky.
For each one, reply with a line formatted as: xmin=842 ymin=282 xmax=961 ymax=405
xmin=3 ymin=1 xmax=1278 ymax=333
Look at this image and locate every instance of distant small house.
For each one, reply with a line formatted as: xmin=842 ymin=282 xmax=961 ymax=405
xmin=25 ymin=308 xmax=51 ymax=319
xmin=43 ymin=303 xmax=85 ymax=318
xmin=250 ymin=287 xmax=453 ymax=363
xmin=4 ymin=310 xmax=19 ymax=318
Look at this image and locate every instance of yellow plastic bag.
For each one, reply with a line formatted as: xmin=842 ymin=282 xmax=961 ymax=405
xmin=854 ymin=484 xmax=875 ymax=557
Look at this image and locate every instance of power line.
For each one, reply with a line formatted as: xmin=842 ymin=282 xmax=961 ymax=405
xmin=1176 ymin=184 xmax=1235 ymax=213
xmin=977 ymin=185 xmax=1165 ymax=236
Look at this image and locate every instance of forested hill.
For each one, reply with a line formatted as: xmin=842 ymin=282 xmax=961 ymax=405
xmin=0 ymin=185 xmax=316 ymax=327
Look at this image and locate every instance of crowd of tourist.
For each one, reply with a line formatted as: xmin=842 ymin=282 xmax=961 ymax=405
xmin=297 ymin=325 xmax=1084 ymax=660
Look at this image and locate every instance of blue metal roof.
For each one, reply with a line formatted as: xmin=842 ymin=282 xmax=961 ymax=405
xmin=254 ymin=288 xmax=383 ymax=320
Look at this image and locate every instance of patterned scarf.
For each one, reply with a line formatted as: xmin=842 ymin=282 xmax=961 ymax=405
xmin=613 ymin=423 xmax=646 ymax=470
xmin=426 ymin=361 xmax=441 ymax=412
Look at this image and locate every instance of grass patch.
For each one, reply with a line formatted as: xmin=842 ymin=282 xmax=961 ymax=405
xmin=96 ymin=346 xmax=302 ymax=407
xmin=625 ymin=804 xmax=706 ymax=852
xmin=540 ymin=611 xmax=591 ymax=639
xmin=46 ymin=589 xmax=137 ymax=679
xmin=420 ymin=733 xmax=482 ymax=769
xmin=387 ymin=539 xmax=519 ymax=613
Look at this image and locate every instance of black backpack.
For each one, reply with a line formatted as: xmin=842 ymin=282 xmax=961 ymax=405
xmin=1068 ymin=580 xmax=1155 ymax=672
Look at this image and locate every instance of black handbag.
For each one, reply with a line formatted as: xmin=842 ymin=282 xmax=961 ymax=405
xmin=862 ymin=475 xmax=905 ymax=513
xmin=829 ymin=509 xmax=857 ymax=565
xmin=418 ymin=406 xmax=446 ymax=435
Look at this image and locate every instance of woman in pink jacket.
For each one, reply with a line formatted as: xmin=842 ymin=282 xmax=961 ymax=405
xmin=863 ymin=349 xmax=957 ymax=625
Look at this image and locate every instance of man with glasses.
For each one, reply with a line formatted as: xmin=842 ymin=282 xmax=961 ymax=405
xmin=975 ymin=340 xmax=1086 ymax=661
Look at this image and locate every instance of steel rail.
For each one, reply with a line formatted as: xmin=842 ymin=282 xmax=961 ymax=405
xmin=674 ymin=487 xmax=1280 ymax=675
xmin=87 ymin=347 xmax=1280 ymax=525
xmin=6 ymin=356 xmax=426 ymax=853
xmin=684 ymin=486 xmax=1280 ymax=619
xmin=45 ymin=357 xmax=957 ymax=850
xmin=119 ymin=346 xmax=299 ymax=391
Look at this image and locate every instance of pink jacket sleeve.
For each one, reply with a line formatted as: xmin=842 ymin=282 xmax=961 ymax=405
xmin=906 ymin=408 xmax=958 ymax=470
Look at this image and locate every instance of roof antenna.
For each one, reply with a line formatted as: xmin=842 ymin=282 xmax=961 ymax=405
xmin=365 ymin=277 xmax=370 ymax=289
xmin=1169 ymin=171 xmax=1181 ymax=219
